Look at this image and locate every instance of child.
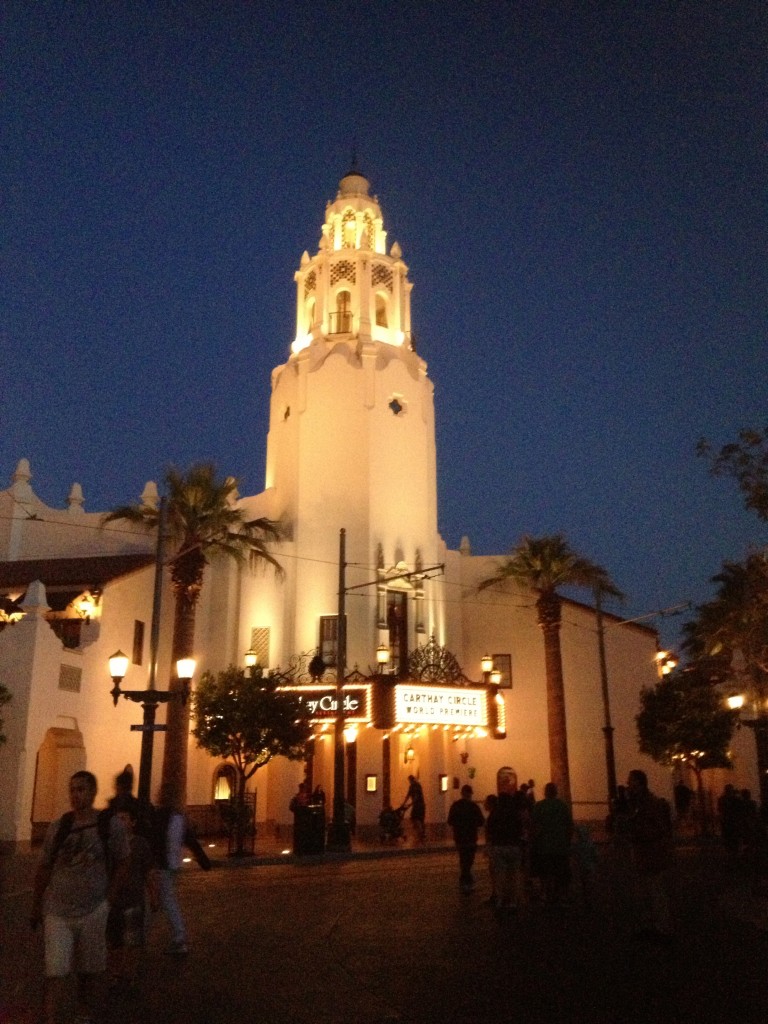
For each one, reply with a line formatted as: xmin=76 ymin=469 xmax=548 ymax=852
xmin=106 ymin=799 xmax=158 ymax=992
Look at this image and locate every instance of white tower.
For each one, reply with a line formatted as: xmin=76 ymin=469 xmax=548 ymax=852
xmin=264 ymin=168 xmax=444 ymax=674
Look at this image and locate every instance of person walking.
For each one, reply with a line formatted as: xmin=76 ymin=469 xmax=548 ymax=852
xmin=30 ymin=770 xmax=130 ymax=1024
xmin=401 ymin=775 xmax=426 ymax=843
xmin=531 ymin=782 xmax=573 ymax=907
xmin=626 ymin=768 xmax=674 ymax=942
xmin=447 ymin=785 xmax=485 ymax=893
xmin=485 ymin=789 xmax=528 ymax=911
xmin=152 ymin=782 xmax=211 ymax=956
xmin=106 ymin=798 xmax=159 ymax=993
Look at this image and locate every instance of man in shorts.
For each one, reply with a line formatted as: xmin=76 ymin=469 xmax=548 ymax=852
xmin=30 ymin=770 xmax=130 ymax=1024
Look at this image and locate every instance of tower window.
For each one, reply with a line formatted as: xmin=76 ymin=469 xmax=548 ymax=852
xmin=389 ymin=398 xmax=404 ymax=416
xmin=375 ymin=293 xmax=388 ymax=328
xmin=305 ymin=296 xmax=315 ymax=332
xmin=330 ymin=290 xmax=352 ymax=334
xmin=342 ymin=211 xmax=356 ymax=247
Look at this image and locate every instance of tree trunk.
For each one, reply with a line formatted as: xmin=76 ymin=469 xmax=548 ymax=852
xmin=235 ymin=771 xmax=247 ymax=856
xmin=537 ymin=593 xmax=572 ymax=805
xmin=159 ymin=584 xmax=198 ymax=808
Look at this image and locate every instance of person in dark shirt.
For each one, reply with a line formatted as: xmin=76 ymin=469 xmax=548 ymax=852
xmin=401 ymin=775 xmax=426 ymax=843
xmin=627 ymin=769 xmax=674 ymax=940
xmin=485 ymin=790 xmax=528 ymax=910
xmin=106 ymin=799 xmax=159 ymax=991
xmin=447 ymin=785 xmax=485 ymax=893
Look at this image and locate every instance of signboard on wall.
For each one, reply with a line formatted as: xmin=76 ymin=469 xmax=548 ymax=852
xmin=394 ymin=685 xmax=488 ymax=727
xmin=282 ymin=685 xmax=370 ymax=722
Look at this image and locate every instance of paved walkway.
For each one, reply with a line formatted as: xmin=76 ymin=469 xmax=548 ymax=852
xmin=3 ymin=835 xmax=768 ymax=1023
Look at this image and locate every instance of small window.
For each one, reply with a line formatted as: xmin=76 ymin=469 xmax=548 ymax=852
xmin=492 ymin=654 xmax=512 ymax=689
xmin=50 ymin=619 xmax=82 ymax=650
xmin=250 ymin=627 xmax=270 ymax=668
xmin=319 ymin=615 xmax=345 ymax=666
xmin=59 ymin=664 xmax=82 ymax=693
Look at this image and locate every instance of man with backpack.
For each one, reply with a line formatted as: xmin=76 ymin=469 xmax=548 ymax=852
xmin=30 ymin=770 xmax=130 ymax=1024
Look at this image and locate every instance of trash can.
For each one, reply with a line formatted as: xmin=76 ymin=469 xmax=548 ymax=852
xmin=293 ymin=804 xmax=326 ymax=854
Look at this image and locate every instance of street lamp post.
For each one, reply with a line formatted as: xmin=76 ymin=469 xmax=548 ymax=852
xmin=594 ymin=588 xmax=618 ymax=807
xmin=109 ymin=650 xmax=196 ymax=807
xmin=327 ymin=527 xmax=350 ymax=851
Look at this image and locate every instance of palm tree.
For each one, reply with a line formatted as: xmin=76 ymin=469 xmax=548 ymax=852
xmin=104 ymin=463 xmax=283 ymax=807
xmin=479 ymin=534 xmax=622 ymax=804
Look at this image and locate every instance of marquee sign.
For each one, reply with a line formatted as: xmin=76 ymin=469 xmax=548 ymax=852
xmin=280 ymin=685 xmax=371 ymax=723
xmin=394 ymin=685 xmax=488 ymax=727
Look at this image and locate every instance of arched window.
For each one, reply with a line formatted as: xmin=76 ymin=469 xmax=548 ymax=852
xmin=305 ymin=296 xmax=315 ymax=332
xmin=332 ymin=290 xmax=352 ymax=333
xmin=213 ymin=764 xmax=237 ymax=802
xmin=375 ymin=293 xmax=388 ymax=328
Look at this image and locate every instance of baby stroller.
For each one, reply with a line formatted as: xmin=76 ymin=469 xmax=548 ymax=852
xmin=379 ymin=805 xmax=406 ymax=844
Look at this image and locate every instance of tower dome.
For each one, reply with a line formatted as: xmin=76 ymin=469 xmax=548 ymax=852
xmin=338 ymin=171 xmax=370 ymax=198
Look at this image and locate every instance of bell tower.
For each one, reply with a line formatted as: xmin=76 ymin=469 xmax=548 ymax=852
xmin=264 ymin=169 xmax=443 ymax=672
xmin=291 ymin=168 xmax=412 ymax=355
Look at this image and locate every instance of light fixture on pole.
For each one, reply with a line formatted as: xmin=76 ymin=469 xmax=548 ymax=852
xmin=109 ymin=650 xmax=196 ymax=806
xmin=244 ymin=648 xmax=258 ymax=676
xmin=377 ymin=645 xmax=390 ymax=672
xmin=481 ymin=654 xmax=493 ymax=679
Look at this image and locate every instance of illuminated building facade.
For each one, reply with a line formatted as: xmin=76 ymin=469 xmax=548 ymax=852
xmin=0 ymin=170 xmax=692 ymax=847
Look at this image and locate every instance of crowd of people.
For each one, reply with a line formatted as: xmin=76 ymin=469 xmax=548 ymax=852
xmin=30 ymin=767 xmax=211 ymax=1024
xmin=444 ymin=769 xmax=679 ymax=945
xmin=35 ymin=762 xmax=766 ymax=1021
xmin=447 ymin=778 xmax=581 ymax=906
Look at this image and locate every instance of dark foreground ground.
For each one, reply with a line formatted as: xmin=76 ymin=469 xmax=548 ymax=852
xmin=2 ymin=838 xmax=768 ymax=1024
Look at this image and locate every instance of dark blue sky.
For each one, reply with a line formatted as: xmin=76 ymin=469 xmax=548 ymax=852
xmin=3 ymin=2 xmax=766 ymax=650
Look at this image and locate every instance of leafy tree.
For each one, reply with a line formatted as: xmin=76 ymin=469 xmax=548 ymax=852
xmin=104 ymin=463 xmax=283 ymax=807
xmin=698 ymin=426 xmax=768 ymax=522
xmin=479 ymin=534 xmax=622 ymax=804
xmin=193 ymin=665 xmax=311 ymax=854
xmin=637 ymin=666 xmax=736 ymax=829
xmin=0 ymin=682 xmax=11 ymax=746
xmin=683 ymin=554 xmax=768 ymax=806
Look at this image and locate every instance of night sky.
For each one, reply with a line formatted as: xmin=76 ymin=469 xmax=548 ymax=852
xmin=3 ymin=3 xmax=766 ymax=651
